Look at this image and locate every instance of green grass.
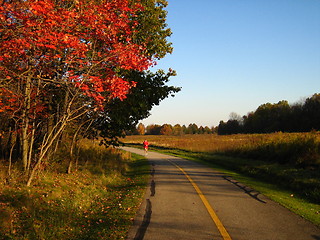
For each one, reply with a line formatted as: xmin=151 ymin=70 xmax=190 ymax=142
xmin=232 ymin=174 xmax=320 ymax=227
xmin=0 ymin=147 xmax=149 ymax=239
xmin=131 ymin=144 xmax=320 ymax=227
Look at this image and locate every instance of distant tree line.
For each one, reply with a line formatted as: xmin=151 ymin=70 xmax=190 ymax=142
xmin=130 ymin=123 xmax=215 ymax=135
xmin=218 ymin=93 xmax=320 ymax=135
xmin=131 ymin=93 xmax=319 ymax=136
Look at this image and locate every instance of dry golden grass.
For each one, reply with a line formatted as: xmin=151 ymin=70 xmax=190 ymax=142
xmin=122 ymin=132 xmax=320 ymax=168
xmin=122 ymin=132 xmax=320 ymax=153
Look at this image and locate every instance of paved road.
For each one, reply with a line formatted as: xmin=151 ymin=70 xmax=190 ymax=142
xmin=123 ymin=147 xmax=320 ymax=240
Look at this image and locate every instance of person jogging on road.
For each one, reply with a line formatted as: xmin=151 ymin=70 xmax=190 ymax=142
xmin=143 ymin=140 xmax=149 ymax=155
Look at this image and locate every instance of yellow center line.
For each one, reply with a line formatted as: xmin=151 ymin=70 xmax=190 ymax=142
xmin=168 ymin=159 xmax=232 ymax=240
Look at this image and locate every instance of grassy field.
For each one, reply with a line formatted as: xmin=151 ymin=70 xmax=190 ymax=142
xmin=122 ymin=132 xmax=320 ymax=169
xmin=0 ymin=140 xmax=149 ymax=239
xmin=122 ymin=132 xmax=320 ymax=226
xmin=122 ymin=132 xmax=320 ymax=154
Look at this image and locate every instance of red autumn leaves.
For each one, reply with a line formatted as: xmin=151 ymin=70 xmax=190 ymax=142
xmin=0 ymin=0 xmax=153 ymax=110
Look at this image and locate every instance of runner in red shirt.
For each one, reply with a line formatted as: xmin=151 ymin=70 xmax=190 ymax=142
xmin=143 ymin=140 xmax=149 ymax=154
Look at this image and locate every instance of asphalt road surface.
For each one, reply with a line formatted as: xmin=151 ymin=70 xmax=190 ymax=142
xmin=123 ymin=147 xmax=320 ymax=240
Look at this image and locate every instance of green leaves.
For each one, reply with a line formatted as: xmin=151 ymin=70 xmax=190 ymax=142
xmin=97 ymin=70 xmax=181 ymax=145
xmin=132 ymin=0 xmax=173 ymax=59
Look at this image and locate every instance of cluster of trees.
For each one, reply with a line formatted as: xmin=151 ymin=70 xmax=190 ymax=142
xmin=0 ymin=0 xmax=179 ymax=185
xmin=132 ymin=93 xmax=320 ymax=136
xmin=132 ymin=123 xmax=215 ymax=135
xmin=218 ymin=93 xmax=320 ymax=135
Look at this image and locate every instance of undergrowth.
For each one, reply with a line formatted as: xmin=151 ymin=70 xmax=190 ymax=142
xmin=224 ymin=132 xmax=320 ymax=168
xmin=0 ymin=140 xmax=149 ymax=240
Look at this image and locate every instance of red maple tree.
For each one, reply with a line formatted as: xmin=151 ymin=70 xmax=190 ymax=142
xmin=0 ymin=0 xmax=154 ymax=184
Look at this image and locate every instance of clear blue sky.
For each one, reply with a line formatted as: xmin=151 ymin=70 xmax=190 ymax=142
xmin=141 ymin=0 xmax=320 ymax=127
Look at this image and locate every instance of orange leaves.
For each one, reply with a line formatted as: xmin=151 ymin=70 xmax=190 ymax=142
xmin=0 ymin=88 xmax=21 ymax=114
xmin=107 ymin=76 xmax=135 ymax=101
xmin=29 ymin=0 xmax=54 ymax=15
xmin=80 ymin=84 xmax=90 ymax=91
xmin=0 ymin=0 xmax=153 ymax=118
xmin=44 ymin=44 xmax=56 ymax=50
xmin=0 ymin=87 xmax=47 ymax=120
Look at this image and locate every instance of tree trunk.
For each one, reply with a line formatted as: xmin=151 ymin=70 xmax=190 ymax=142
xmin=27 ymin=127 xmax=35 ymax=172
xmin=26 ymin=87 xmax=89 ymax=186
xmin=26 ymin=118 xmax=67 ymax=186
xmin=6 ymin=136 xmax=16 ymax=185
xmin=4 ymin=128 xmax=16 ymax=185
xmin=21 ymin=77 xmax=32 ymax=171
xmin=67 ymin=119 xmax=89 ymax=174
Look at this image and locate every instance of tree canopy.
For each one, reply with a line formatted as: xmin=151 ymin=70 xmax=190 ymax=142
xmin=0 ymin=0 xmax=179 ymax=185
xmin=217 ymin=94 xmax=320 ymax=135
xmin=97 ymin=70 xmax=180 ymax=145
